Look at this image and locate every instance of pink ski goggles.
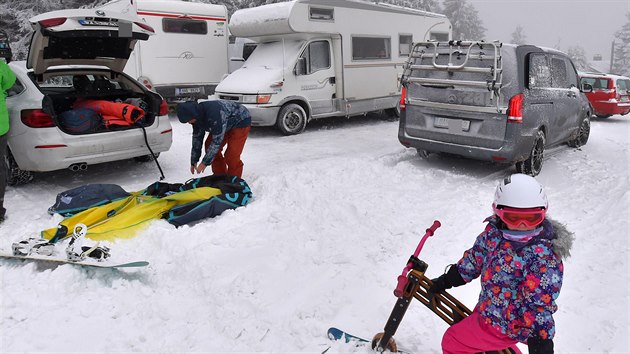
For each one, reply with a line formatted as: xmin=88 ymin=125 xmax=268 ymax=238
xmin=494 ymin=206 xmax=546 ymax=229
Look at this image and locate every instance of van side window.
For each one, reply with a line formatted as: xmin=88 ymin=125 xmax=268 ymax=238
xmin=528 ymin=54 xmax=551 ymax=88
xmin=551 ymin=57 xmax=569 ymax=88
xmin=352 ymin=37 xmax=391 ymax=60
xmin=301 ymin=40 xmax=331 ymax=74
xmin=163 ymin=18 xmax=208 ymax=35
xmin=399 ymin=34 xmax=412 ymax=57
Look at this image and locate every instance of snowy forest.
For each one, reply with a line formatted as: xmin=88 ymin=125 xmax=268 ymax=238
xmin=1 ymin=0 xmax=630 ymax=76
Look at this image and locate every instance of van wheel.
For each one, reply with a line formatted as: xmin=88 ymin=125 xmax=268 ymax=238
xmin=568 ymin=117 xmax=590 ymax=148
xmin=5 ymin=150 xmax=34 ymax=186
xmin=515 ymin=130 xmax=545 ymax=177
xmin=134 ymin=153 xmax=160 ymax=162
xmin=276 ymin=103 xmax=307 ymax=135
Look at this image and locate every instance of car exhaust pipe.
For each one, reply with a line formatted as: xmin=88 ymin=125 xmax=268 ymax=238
xmin=69 ymin=163 xmax=87 ymax=172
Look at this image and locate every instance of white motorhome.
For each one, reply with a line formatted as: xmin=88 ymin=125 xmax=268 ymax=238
xmin=214 ymin=0 xmax=451 ymax=135
xmin=102 ymin=0 xmax=229 ymax=103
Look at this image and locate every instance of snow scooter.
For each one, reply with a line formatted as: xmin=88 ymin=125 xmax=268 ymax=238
xmin=371 ymin=220 xmax=516 ymax=354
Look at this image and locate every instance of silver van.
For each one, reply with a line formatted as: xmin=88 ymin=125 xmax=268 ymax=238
xmin=398 ymin=41 xmax=592 ymax=176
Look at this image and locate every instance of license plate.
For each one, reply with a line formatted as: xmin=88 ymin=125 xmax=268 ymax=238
xmin=79 ymin=19 xmax=119 ymax=27
xmin=176 ymin=87 xmax=203 ymax=95
xmin=434 ymin=117 xmax=449 ymax=128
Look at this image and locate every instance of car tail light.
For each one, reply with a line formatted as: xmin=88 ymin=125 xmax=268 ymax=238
xmin=39 ymin=18 xmax=67 ymax=28
xmin=400 ymin=86 xmax=407 ymax=111
xmin=134 ymin=21 xmax=155 ymax=33
xmin=159 ymin=99 xmax=169 ymax=116
xmin=139 ymin=76 xmax=153 ymax=90
xmin=507 ymin=93 xmax=524 ymax=123
xmin=21 ymin=109 xmax=55 ymax=128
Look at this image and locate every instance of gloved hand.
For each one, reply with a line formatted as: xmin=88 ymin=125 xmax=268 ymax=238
xmin=428 ymin=265 xmax=466 ymax=302
xmin=528 ymin=336 xmax=554 ymax=354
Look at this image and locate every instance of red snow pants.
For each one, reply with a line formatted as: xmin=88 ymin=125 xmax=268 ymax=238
xmin=204 ymin=126 xmax=251 ymax=178
xmin=441 ymin=311 xmax=522 ymax=354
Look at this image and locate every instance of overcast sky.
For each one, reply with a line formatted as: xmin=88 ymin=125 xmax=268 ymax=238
xmin=472 ymin=0 xmax=628 ymax=61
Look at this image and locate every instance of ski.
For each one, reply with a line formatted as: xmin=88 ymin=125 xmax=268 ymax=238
xmin=0 ymin=252 xmax=149 ymax=269
xmin=326 ymin=327 xmax=413 ymax=354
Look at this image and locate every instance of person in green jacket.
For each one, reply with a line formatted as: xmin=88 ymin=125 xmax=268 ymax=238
xmin=0 ymin=57 xmax=17 ymax=222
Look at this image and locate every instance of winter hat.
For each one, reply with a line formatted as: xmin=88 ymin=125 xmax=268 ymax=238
xmin=177 ymin=101 xmax=200 ymax=123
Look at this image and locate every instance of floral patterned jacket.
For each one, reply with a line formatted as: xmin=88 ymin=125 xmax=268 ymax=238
xmin=455 ymin=216 xmax=573 ymax=342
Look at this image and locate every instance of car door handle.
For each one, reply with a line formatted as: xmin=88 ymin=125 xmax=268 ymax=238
xmin=567 ymin=92 xmax=576 ymax=98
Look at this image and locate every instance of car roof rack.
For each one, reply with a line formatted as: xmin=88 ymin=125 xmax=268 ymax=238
xmin=401 ymin=40 xmax=504 ymax=112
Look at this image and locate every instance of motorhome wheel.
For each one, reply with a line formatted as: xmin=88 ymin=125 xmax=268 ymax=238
xmin=515 ymin=130 xmax=545 ymax=177
xmin=276 ymin=103 xmax=307 ymax=135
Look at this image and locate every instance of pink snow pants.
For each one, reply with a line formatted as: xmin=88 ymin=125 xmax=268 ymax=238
xmin=442 ymin=311 xmax=522 ymax=354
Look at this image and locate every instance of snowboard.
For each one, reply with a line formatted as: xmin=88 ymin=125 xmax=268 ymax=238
xmin=0 ymin=252 xmax=149 ymax=269
xmin=326 ymin=327 xmax=412 ymax=354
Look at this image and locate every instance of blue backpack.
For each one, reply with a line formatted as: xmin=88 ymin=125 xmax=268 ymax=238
xmin=59 ymin=108 xmax=102 ymax=134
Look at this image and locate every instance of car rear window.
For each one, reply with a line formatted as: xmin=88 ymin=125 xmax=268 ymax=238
xmin=581 ymin=77 xmax=610 ymax=90
xmin=616 ymin=79 xmax=630 ymax=93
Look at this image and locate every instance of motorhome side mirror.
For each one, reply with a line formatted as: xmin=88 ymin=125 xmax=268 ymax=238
xmin=582 ymin=83 xmax=593 ymax=93
xmin=295 ymin=57 xmax=306 ymax=76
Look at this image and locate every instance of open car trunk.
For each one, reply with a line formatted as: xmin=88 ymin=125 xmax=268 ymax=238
xmin=32 ymin=69 xmax=162 ymax=135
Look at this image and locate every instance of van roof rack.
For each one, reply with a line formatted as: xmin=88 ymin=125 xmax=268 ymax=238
xmin=401 ymin=40 xmax=503 ymax=110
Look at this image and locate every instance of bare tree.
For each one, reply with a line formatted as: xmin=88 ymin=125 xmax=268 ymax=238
xmin=511 ymin=25 xmax=527 ymax=45
xmin=567 ymin=45 xmax=589 ymax=72
xmin=442 ymin=0 xmax=486 ymax=40
xmin=612 ymin=12 xmax=630 ymax=76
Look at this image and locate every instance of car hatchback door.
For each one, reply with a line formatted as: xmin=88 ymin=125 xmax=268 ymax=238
xmin=27 ymin=8 xmax=154 ymax=75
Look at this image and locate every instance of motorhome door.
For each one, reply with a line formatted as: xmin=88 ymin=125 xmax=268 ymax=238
xmin=295 ymin=40 xmax=335 ymax=115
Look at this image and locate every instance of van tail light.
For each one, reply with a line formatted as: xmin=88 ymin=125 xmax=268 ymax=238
xmin=400 ymin=86 xmax=407 ymax=111
xmin=159 ymin=99 xmax=169 ymax=116
xmin=21 ymin=109 xmax=55 ymax=128
xmin=134 ymin=21 xmax=155 ymax=33
xmin=507 ymin=93 xmax=524 ymax=123
xmin=39 ymin=18 xmax=67 ymax=28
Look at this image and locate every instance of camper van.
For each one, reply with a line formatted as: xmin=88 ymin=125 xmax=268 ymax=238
xmin=102 ymin=0 xmax=229 ymax=103
xmin=214 ymin=0 xmax=451 ymax=135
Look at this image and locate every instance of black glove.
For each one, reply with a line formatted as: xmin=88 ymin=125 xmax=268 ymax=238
xmin=528 ymin=336 xmax=554 ymax=354
xmin=428 ymin=264 xmax=466 ymax=300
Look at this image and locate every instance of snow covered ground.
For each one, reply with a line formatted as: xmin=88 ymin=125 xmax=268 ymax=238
xmin=1 ymin=112 xmax=628 ymax=353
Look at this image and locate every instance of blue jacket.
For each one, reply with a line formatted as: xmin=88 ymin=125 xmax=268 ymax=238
xmin=177 ymin=100 xmax=251 ymax=165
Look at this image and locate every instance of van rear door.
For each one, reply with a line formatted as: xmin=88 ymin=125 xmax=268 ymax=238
xmin=401 ymin=41 xmax=511 ymax=149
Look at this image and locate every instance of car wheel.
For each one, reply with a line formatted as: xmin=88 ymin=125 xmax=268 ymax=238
xmin=276 ymin=103 xmax=307 ymax=135
xmin=134 ymin=153 xmax=160 ymax=162
xmin=568 ymin=117 xmax=590 ymax=148
xmin=5 ymin=150 xmax=34 ymax=186
xmin=515 ymin=130 xmax=545 ymax=177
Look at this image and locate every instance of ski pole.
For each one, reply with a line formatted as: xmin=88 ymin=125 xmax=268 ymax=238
xmin=393 ymin=220 xmax=441 ymax=298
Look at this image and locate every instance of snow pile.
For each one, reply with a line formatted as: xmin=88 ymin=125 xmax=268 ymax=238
xmin=0 ymin=113 xmax=628 ymax=353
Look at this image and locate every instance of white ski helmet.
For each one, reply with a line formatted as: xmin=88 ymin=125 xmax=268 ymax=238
xmin=493 ymin=174 xmax=548 ymax=209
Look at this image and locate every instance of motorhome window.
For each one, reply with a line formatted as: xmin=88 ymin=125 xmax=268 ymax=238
xmin=528 ymin=54 xmax=551 ymax=88
xmin=242 ymin=43 xmax=258 ymax=61
xmin=430 ymin=32 xmax=449 ymax=41
xmin=399 ymin=34 xmax=413 ymax=57
xmin=301 ymin=41 xmax=331 ymax=74
xmin=352 ymin=37 xmax=391 ymax=60
xmin=551 ymin=57 xmax=569 ymax=88
xmin=310 ymin=7 xmax=334 ymax=21
xmin=229 ymin=35 xmax=236 ymax=44
xmin=162 ymin=18 xmax=208 ymax=35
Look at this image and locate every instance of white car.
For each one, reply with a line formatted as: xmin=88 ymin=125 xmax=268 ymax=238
xmin=5 ymin=7 xmax=173 ymax=184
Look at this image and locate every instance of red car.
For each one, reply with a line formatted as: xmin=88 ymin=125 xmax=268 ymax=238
xmin=580 ymin=72 xmax=630 ymax=118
